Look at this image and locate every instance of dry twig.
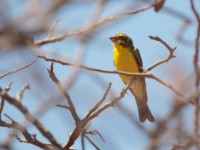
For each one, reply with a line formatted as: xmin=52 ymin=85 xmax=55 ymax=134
xmin=34 ymin=2 xmax=154 ymax=46
xmin=0 ymin=114 xmax=58 ymax=150
xmin=190 ymin=0 xmax=200 ymax=136
xmin=0 ymin=59 xmax=38 ymax=79
xmin=39 ymin=55 xmax=184 ymax=99
xmin=48 ymin=63 xmax=80 ymax=124
xmin=0 ymin=82 xmax=12 ymax=118
xmin=63 ymin=78 xmax=134 ymax=149
xmin=147 ymin=36 xmax=176 ymax=71
xmin=0 ymin=86 xmax=61 ymax=148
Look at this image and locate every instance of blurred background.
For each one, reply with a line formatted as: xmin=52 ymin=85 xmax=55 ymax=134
xmin=0 ymin=0 xmax=199 ymax=149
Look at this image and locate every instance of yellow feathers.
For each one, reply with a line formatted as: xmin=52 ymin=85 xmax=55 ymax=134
xmin=109 ymin=33 xmax=154 ymax=122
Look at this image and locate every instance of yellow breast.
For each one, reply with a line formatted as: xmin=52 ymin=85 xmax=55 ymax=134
xmin=113 ymin=43 xmax=139 ymax=83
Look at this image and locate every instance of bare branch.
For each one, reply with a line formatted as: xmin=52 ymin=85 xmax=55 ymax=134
xmin=148 ymin=74 xmax=184 ymax=99
xmin=34 ymin=3 xmax=154 ymax=46
xmin=39 ymin=55 xmax=184 ymax=99
xmin=88 ymin=78 xmax=135 ymax=120
xmin=1 ymin=1 xmax=199 ymax=149
xmin=0 ymin=59 xmax=38 ymax=79
xmin=190 ymin=0 xmax=200 ymax=136
xmin=147 ymin=36 xmax=176 ymax=71
xmin=85 ymin=82 xmax=112 ymax=118
xmin=0 ymin=82 xmax=13 ymax=117
xmin=47 ymin=63 xmax=80 ymax=124
xmin=0 ymin=87 xmax=61 ymax=148
xmin=84 ymin=135 xmax=100 ymax=150
xmin=81 ymin=134 xmax=85 ymax=150
xmin=47 ymin=20 xmax=60 ymax=38
xmin=1 ymin=114 xmax=58 ymax=150
xmin=120 ymin=2 xmax=154 ymax=16
xmin=63 ymin=79 xmax=135 ymax=149
xmin=84 ymin=130 xmax=105 ymax=143
xmin=63 ymin=80 xmax=128 ymax=149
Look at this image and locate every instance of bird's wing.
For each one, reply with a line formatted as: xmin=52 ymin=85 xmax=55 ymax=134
xmin=132 ymin=47 xmax=143 ymax=72
xmin=130 ymin=47 xmax=148 ymax=101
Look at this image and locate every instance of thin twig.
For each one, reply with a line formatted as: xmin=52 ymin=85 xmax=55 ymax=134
xmin=0 ymin=82 xmax=13 ymax=118
xmin=84 ymin=135 xmax=100 ymax=150
xmin=0 ymin=89 xmax=61 ymax=148
xmin=81 ymin=134 xmax=85 ymax=150
xmin=47 ymin=20 xmax=60 ymax=38
xmin=34 ymin=3 xmax=154 ymax=46
xmin=84 ymin=130 xmax=105 ymax=143
xmin=120 ymin=2 xmax=154 ymax=16
xmin=88 ymin=78 xmax=135 ymax=120
xmin=63 ymin=82 xmax=112 ymax=149
xmin=147 ymin=36 xmax=176 ymax=71
xmin=1 ymin=114 xmax=58 ymax=150
xmin=0 ymin=59 xmax=38 ymax=79
xmin=190 ymin=0 xmax=200 ymax=136
xmin=85 ymin=82 xmax=112 ymax=118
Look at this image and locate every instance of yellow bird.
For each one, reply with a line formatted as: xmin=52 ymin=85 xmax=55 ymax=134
xmin=109 ymin=33 xmax=154 ymax=122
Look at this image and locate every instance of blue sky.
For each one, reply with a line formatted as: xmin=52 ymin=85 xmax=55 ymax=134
xmin=0 ymin=0 xmax=199 ymax=150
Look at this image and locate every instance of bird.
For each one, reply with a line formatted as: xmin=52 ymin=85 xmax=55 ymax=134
xmin=109 ymin=33 xmax=155 ymax=122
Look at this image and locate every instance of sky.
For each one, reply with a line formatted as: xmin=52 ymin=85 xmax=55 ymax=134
xmin=0 ymin=0 xmax=199 ymax=150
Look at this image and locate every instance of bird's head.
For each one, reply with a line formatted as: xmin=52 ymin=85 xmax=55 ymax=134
xmin=109 ymin=33 xmax=133 ymax=48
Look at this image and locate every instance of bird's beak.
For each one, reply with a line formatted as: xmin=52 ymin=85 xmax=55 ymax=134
xmin=109 ymin=36 xmax=118 ymax=43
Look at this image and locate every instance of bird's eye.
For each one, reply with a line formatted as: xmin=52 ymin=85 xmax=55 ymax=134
xmin=118 ymin=36 xmax=124 ymax=40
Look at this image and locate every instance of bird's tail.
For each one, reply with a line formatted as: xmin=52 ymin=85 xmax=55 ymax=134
xmin=135 ymin=98 xmax=155 ymax=122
